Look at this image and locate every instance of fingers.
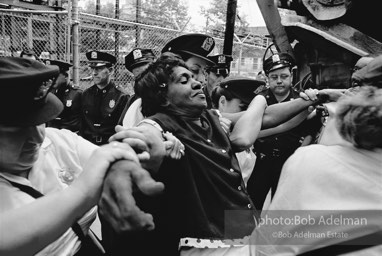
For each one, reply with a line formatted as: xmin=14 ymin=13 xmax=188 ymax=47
xmin=163 ymin=132 xmax=185 ymax=159
xmin=98 ymin=160 xmax=164 ymax=233
xmin=219 ymin=117 xmax=232 ymax=134
xmin=103 ymin=141 xmax=140 ymax=164
xmin=122 ymin=138 xmax=149 ymax=153
xmin=300 ymin=88 xmax=319 ymax=101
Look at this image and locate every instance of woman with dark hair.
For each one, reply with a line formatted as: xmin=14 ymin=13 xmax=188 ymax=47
xmin=99 ymin=53 xmax=341 ymax=255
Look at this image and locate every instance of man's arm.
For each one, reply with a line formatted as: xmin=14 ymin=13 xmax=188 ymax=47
xmin=258 ymin=110 xmax=310 ymax=138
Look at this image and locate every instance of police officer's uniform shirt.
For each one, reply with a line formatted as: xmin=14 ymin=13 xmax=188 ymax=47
xmin=110 ymin=110 xmax=257 ymax=255
xmin=49 ymin=82 xmax=83 ymax=133
xmin=81 ymin=82 xmax=129 ymax=145
xmin=0 ymin=128 xmax=98 ymax=256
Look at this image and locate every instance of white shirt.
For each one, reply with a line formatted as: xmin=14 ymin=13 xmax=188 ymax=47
xmin=122 ymin=98 xmax=144 ymax=128
xmin=0 ymin=128 xmax=98 ymax=256
xmin=250 ymin=144 xmax=382 ymax=256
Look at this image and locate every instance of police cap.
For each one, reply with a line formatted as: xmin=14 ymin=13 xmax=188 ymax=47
xmin=206 ymin=54 xmax=233 ymax=76
xmin=263 ymin=53 xmax=295 ymax=74
xmin=45 ymin=59 xmax=73 ymax=72
xmin=20 ymin=49 xmax=36 ymax=58
xmin=0 ymin=57 xmax=63 ymax=126
xmin=218 ymin=76 xmax=267 ymax=105
xmin=86 ymin=50 xmax=116 ymax=68
xmin=161 ymin=33 xmax=215 ymax=65
xmin=124 ymin=48 xmax=156 ymax=72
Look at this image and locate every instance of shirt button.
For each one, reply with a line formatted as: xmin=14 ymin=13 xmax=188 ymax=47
xmin=229 ymin=168 xmax=234 ymax=172
xmin=247 ymin=204 xmax=252 ymax=209
xmin=221 ymin=149 xmax=226 ymax=153
xmin=238 ymin=186 xmax=242 ymax=191
xmin=103 ymin=90 xmax=106 ymax=93
xmin=207 ymin=139 xmax=211 ymax=143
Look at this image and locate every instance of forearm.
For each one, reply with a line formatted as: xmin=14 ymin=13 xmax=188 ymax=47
xmin=259 ymin=110 xmax=309 ymax=138
xmin=230 ymin=95 xmax=267 ymax=151
xmin=0 ymin=186 xmax=91 ymax=256
xmin=261 ymin=98 xmax=314 ymax=129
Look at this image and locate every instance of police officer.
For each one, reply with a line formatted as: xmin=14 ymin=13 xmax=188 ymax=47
xmin=211 ymin=76 xmax=266 ymax=186
xmin=45 ymin=59 xmax=83 ymax=133
xmin=118 ymin=48 xmax=156 ymax=126
xmin=20 ymin=49 xmax=37 ymax=61
xmin=205 ymin=54 xmax=233 ymax=108
xmin=81 ymin=50 xmax=129 ymax=145
xmin=247 ymin=52 xmax=321 ymax=210
xmin=125 ymin=48 xmax=156 ymax=77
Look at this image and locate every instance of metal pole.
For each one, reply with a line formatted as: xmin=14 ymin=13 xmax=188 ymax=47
xmin=72 ymin=0 xmax=80 ymax=86
xmin=115 ymin=0 xmax=120 ymax=83
xmin=96 ymin=0 xmax=100 ymax=49
xmin=135 ymin=0 xmax=141 ymax=47
xmin=66 ymin=0 xmax=71 ymax=63
xmin=238 ymin=44 xmax=242 ymax=75
xmin=256 ymin=0 xmax=294 ymax=58
xmin=223 ymin=0 xmax=237 ymax=56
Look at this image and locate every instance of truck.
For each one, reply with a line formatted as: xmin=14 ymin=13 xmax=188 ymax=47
xmin=256 ymin=0 xmax=382 ymax=90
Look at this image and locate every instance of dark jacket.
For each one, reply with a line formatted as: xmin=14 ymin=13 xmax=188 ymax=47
xmin=80 ymin=81 xmax=129 ymax=145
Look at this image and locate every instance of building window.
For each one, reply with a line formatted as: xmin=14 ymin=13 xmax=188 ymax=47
xmin=241 ymin=57 xmax=245 ymax=66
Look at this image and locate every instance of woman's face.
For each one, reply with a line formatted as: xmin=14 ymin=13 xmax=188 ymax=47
xmin=218 ymin=97 xmax=247 ymax=113
xmin=185 ymin=56 xmax=208 ymax=85
xmin=0 ymin=124 xmax=45 ymax=173
xmin=166 ymin=66 xmax=207 ymax=116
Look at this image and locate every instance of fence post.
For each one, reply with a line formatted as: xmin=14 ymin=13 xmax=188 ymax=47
xmin=72 ymin=0 xmax=80 ymax=86
xmin=66 ymin=1 xmax=71 ymax=63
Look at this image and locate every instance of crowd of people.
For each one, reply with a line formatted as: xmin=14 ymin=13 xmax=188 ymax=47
xmin=0 ymin=32 xmax=381 ymax=256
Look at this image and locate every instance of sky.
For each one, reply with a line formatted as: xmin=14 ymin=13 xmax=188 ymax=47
xmin=187 ymin=0 xmax=266 ymax=29
xmin=78 ymin=0 xmax=266 ymax=28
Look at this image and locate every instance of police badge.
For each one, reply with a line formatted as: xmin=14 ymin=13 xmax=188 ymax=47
xmin=201 ymin=37 xmax=214 ymax=51
xmin=91 ymin=51 xmax=98 ymax=59
xmin=66 ymin=100 xmax=72 ymax=107
xmin=133 ymin=49 xmax=143 ymax=60
xmin=109 ymin=99 xmax=116 ymax=108
xmin=272 ymin=54 xmax=280 ymax=63
xmin=218 ymin=55 xmax=226 ymax=64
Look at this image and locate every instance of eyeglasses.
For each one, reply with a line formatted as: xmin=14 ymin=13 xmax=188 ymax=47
xmin=268 ymin=74 xmax=290 ymax=81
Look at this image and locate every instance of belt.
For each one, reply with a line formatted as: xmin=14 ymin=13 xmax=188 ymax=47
xmin=255 ymin=148 xmax=281 ymax=159
xmin=84 ymin=134 xmax=109 ymax=144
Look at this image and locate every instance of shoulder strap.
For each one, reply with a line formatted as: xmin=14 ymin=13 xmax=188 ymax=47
xmin=5 ymin=178 xmax=86 ymax=240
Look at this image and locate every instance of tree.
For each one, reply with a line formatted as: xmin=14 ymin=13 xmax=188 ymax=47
xmin=139 ymin=0 xmax=189 ymax=29
xmin=201 ymin=0 xmax=249 ymax=38
xmin=80 ymin=1 xmax=115 ymax=17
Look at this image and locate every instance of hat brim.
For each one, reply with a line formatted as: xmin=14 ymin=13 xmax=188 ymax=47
xmin=179 ymin=50 xmax=215 ymax=65
xmin=6 ymin=93 xmax=64 ymax=126
xmin=127 ymin=60 xmax=153 ymax=72
xmin=267 ymin=63 xmax=291 ymax=73
xmin=302 ymin=0 xmax=347 ymax=20
xmin=88 ymin=62 xmax=109 ymax=68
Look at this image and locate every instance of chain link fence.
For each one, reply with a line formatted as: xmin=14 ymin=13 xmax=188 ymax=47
xmin=0 ymin=9 xmax=68 ymax=60
xmin=1 ymin=9 xmax=269 ymax=95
